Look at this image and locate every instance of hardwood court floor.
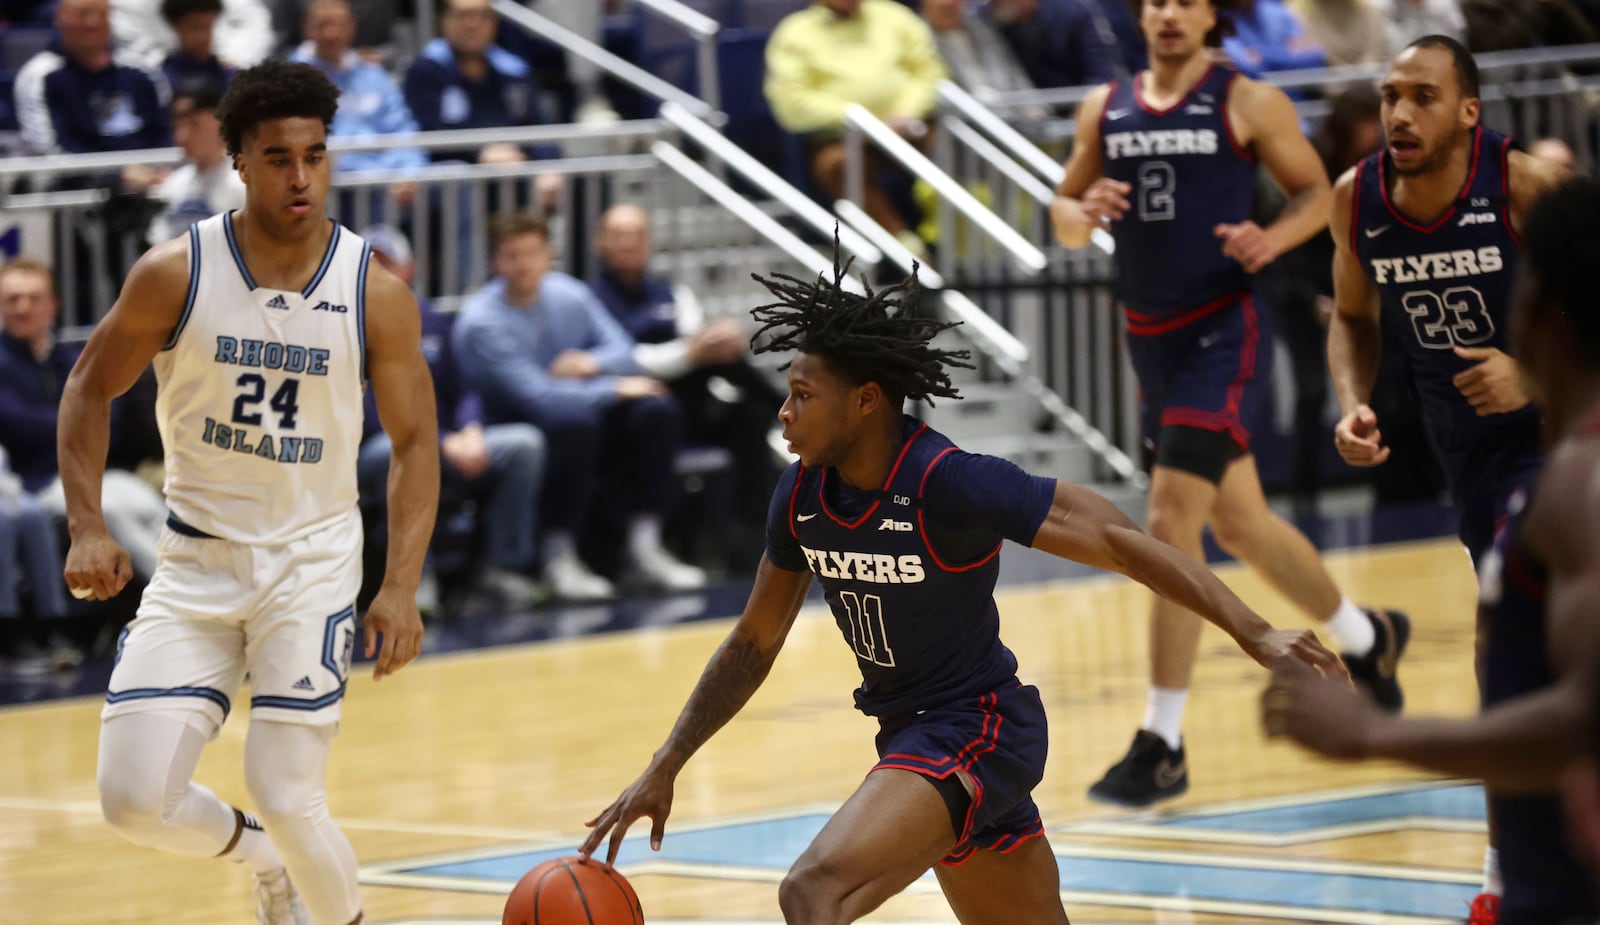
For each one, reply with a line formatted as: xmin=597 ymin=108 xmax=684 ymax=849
xmin=0 ymin=538 xmax=1487 ymax=924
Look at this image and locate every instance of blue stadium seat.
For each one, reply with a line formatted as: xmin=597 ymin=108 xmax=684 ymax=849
xmin=0 ymin=25 xmax=51 ymax=73
xmin=727 ymin=0 xmax=806 ymax=32
xmin=715 ymin=28 xmax=810 ymax=189
xmin=0 ymin=70 xmax=17 ymax=133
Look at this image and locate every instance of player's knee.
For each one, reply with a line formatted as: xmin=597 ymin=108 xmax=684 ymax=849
xmin=1145 ymin=500 xmax=1205 ymax=546
xmin=98 ymin=769 xmax=165 ymax=843
xmin=779 ymin=856 xmax=844 ymax=918
xmin=1208 ymin=506 xmax=1259 ymax=557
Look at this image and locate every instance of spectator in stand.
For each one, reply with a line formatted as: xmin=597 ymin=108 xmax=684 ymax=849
xmin=111 ymin=0 xmax=269 ymax=77
xmin=921 ymin=0 xmax=1037 ymax=104
xmin=289 ymin=0 xmax=424 ymax=205
xmin=765 ymin=0 xmax=947 ymax=257
xmin=1369 ymin=0 xmax=1466 ymax=54
xmin=988 ymin=0 xmax=1116 ymax=90
xmin=268 ymin=0 xmax=395 ymax=64
xmin=0 ymin=259 xmax=166 ymax=581
xmin=156 ymin=0 xmax=235 ymax=90
xmin=1088 ymin=0 xmax=1147 ymax=77
xmin=13 ymin=0 xmax=170 ymax=165
xmin=146 ymin=76 xmax=244 ymax=244
xmin=357 ymin=225 xmax=548 ymax=612
xmin=0 ymin=443 xmax=72 ymax=670
xmin=454 ymin=214 xmax=708 ymax=599
xmin=1221 ymin=0 xmax=1326 ymax=78
xmin=527 ymin=0 xmax=619 ymax=124
xmin=1461 ymin=0 xmax=1599 ymax=52
xmin=590 ymin=204 xmax=786 ymax=548
xmin=1288 ymin=0 xmax=1391 ymax=67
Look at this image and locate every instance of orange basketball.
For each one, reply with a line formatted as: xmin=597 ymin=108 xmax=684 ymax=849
xmin=502 ymin=855 xmax=644 ymax=925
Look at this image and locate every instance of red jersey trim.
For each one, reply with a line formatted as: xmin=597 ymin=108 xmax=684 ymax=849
xmin=819 ymin=423 xmax=928 ymax=530
xmin=916 ymin=446 xmax=1004 ymax=573
xmin=1379 ymin=125 xmax=1484 ymax=233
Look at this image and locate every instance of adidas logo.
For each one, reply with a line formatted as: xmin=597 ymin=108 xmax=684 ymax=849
xmin=291 ymin=676 xmax=315 ymax=691
xmin=266 ymin=294 xmax=290 ymax=311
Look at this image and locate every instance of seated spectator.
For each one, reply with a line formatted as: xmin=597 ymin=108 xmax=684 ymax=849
xmin=269 ymin=0 xmax=395 ymax=64
xmin=0 ymin=259 xmax=165 ymax=580
xmin=590 ymin=204 xmax=786 ymax=551
xmin=111 ymin=0 xmax=269 ymax=76
xmin=357 ymin=226 xmax=548 ymax=612
xmin=1369 ymin=0 xmax=1466 ymax=53
xmin=1461 ymin=0 xmax=1599 ymax=52
xmin=1288 ymin=0 xmax=1391 ymax=67
xmin=1221 ymin=0 xmax=1326 ymax=77
xmin=289 ymin=0 xmax=425 ymax=204
xmin=921 ymin=0 xmax=1037 ymax=105
xmin=0 ymin=444 xmax=72 ymax=669
xmin=453 ymin=214 xmax=707 ymax=599
xmin=765 ymin=0 xmax=947 ymax=256
xmin=14 ymin=0 xmax=171 ymax=164
xmin=157 ymin=0 xmax=235 ymax=90
xmin=528 ymin=0 xmax=620 ymax=124
xmin=1530 ymin=137 xmax=1578 ymax=170
xmin=1087 ymin=0 xmax=1147 ymax=77
xmin=402 ymin=0 xmax=561 ymax=210
xmin=988 ymin=0 xmax=1116 ymax=90
xmin=146 ymin=75 xmax=244 ymax=244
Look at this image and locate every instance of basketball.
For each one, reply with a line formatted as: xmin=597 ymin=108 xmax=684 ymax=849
xmin=502 ymin=855 xmax=644 ymax=925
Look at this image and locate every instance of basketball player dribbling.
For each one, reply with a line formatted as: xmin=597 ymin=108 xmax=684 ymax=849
xmin=580 ymin=259 xmax=1345 ymax=924
xmin=1322 ymin=37 xmax=1568 ymax=921
xmin=1267 ymin=174 xmax=1600 ymax=925
xmin=57 ymin=60 xmax=440 ymax=925
xmin=1051 ymin=0 xmax=1404 ymax=810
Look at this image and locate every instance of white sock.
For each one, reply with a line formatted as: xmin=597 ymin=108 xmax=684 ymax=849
xmin=1322 ymin=598 xmax=1375 ymax=656
xmin=544 ymin=531 xmax=579 ymax=565
xmin=1141 ymin=687 xmax=1187 ymax=751
xmin=628 ymin=515 xmax=662 ymax=557
xmin=220 ymin=806 xmax=286 ymax=874
xmin=1483 ymin=846 xmax=1503 ymax=896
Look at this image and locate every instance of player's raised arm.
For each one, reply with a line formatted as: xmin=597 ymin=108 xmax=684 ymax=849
xmin=1050 ymin=85 xmax=1130 ymax=250
xmin=1030 ymin=480 xmax=1343 ymax=675
xmin=1216 ymin=79 xmax=1332 ymax=273
xmin=58 ymin=238 xmax=190 ymax=600
xmin=1325 ymin=168 xmax=1389 ymax=467
xmin=580 ymin=554 xmax=813 ymax=865
xmin=361 ymin=260 xmax=440 ymax=680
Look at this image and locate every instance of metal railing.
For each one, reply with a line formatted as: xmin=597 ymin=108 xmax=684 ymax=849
xmin=635 ymin=0 xmax=723 ymax=115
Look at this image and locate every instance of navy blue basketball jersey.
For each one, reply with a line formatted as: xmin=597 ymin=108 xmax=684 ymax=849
xmin=1477 ymin=482 xmax=1599 ymax=924
xmin=1351 ymin=126 xmax=1540 ymax=490
xmin=765 ymin=418 xmax=1055 ymax=718
xmin=1099 ymin=64 xmax=1258 ymax=316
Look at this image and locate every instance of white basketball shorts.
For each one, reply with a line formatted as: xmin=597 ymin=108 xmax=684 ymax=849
xmin=103 ymin=509 xmax=363 ymax=736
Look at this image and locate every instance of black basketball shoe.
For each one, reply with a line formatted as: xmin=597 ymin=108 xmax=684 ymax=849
xmin=1342 ymin=609 xmax=1411 ymax=713
xmin=1087 ymin=730 xmax=1189 ymax=808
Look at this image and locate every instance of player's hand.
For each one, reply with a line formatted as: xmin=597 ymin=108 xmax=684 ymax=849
xmin=615 ymin=376 xmax=668 ymax=400
xmin=580 ymin=763 xmax=676 ymax=866
xmin=1333 ymin=404 xmax=1390 ymax=467
xmin=363 ymin=586 xmax=424 ymax=681
xmin=441 ymin=426 xmax=491 ymax=480
xmin=1077 ymin=178 xmax=1133 ymax=229
xmin=1451 ymin=346 xmax=1529 ymax=416
xmin=688 ymin=320 xmax=746 ymax=368
xmin=62 ymin=528 xmax=134 ymax=601
xmin=1262 ymin=657 xmax=1381 ymax=760
xmin=1214 ymin=221 xmax=1278 ymax=273
xmin=1243 ymin=628 xmax=1350 ymax=681
xmin=549 ymin=349 xmax=601 ymax=379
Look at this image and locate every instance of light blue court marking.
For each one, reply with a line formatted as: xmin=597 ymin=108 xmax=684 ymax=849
xmin=1162 ymin=784 xmax=1484 ymax=834
xmin=392 ymin=810 xmax=1477 ymax=917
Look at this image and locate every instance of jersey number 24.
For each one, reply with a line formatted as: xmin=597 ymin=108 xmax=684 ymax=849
xmin=232 ymin=373 xmax=302 ymax=430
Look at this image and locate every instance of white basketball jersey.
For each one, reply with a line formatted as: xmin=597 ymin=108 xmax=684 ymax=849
xmin=155 ymin=212 xmax=371 ymax=544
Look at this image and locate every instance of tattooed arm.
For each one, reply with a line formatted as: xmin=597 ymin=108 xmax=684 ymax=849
xmin=580 ymin=555 xmax=814 ymax=862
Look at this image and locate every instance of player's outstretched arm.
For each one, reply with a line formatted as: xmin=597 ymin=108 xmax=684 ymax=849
xmin=1031 ymin=480 xmax=1344 ymax=675
xmin=1326 ymin=168 xmax=1389 ymax=467
xmin=1050 ymin=85 xmax=1129 ymax=250
xmin=362 ymin=262 xmax=440 ymax=681
xmin=58 ymin=239 xmax=190 ymax=600
xmin=580 ymin=555 xmax=813 ymax=865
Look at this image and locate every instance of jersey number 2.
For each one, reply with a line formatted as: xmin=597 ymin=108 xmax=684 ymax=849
xmin=841 ymin=591 xmax=896 ymax=668
xmin=1137 ymin=161 xmax=1176 ymax=222
xmin=232 ymin=374 xmax=302 ymax=430
xmin=1400 ymin=286 xmax=1496 ymax=350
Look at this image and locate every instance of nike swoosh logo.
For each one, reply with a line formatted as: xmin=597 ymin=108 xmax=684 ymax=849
xmin=1365 ymin=226 xmax=1390 ymax=239
xmin=796 ymin=513 xmax=817 ymax=522
xmin=1155 ymin=759 xmax=1186 ymax=788
xmin=1106 ymin=108 xmax=1131 ymax=120
xmin=1198 ymin=333 xmax=1222 ymax=349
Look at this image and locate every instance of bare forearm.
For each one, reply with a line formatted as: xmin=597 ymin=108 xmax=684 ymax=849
xmin=1366 ymin=684 xmax=1584 ymax=792
xmin=55 ymin=380 xmax=112 ymax=537
xmin=1263 ymin=186 xmax=1331 ymax=255
xmin=1051 ymin=196 xmax=1094 ymax=249
xmin=381 ymin=434 xmax=439 ymax=590
xmin=1106 ymin=525 xmax=1272 ymax=644
xmin=656 ymin=628 xmax=778 ymax=774
xmin=1329 ymin=313 xmax=1380 ymax=413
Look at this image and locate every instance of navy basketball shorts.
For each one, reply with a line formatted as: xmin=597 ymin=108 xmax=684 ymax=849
xmin=871 ymin=681 xmax=1048 ymax=865
xmin=1124 ymin=292 xmax=1273 ymax=484
xmin=1456 ymin=443 xmax=1543 ymax=569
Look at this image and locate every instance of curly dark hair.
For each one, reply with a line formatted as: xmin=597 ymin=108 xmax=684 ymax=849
xmin=1123 ymin=0 xmax=1239 ymax=48
xmin=749 ymin=246 xmax=973 ymax=407
xmin=1522 ymin=175 xmax=1600 ymax=368
xmin=215 ymin=60 xmax=340 ymax=157
xmin=159 ymin=0 xmax=222 ymax=26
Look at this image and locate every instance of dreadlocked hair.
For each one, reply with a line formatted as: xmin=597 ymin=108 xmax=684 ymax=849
xmin=749 ymin=256 xmax=973 ymax=407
